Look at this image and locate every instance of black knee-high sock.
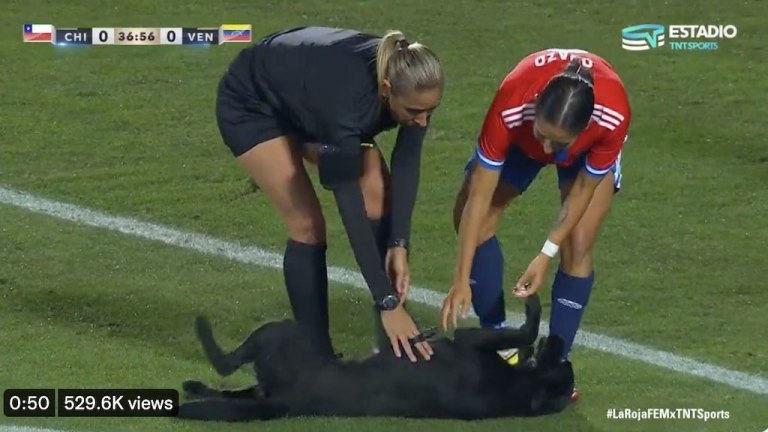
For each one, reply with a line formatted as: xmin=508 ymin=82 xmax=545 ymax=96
xmin=283 ymin=239 xmax=334 ymax=358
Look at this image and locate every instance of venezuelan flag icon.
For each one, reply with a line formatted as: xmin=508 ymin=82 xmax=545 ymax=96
xmin=220 ymin=24 xmax=252 ymax=43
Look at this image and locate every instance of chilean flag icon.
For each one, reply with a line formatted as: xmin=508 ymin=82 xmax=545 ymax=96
xmin=24 ymin=24 xmax=53 ymax=42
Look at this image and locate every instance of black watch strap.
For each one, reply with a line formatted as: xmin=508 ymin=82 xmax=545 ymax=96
xmin=388 ymin=238 xmax=408 ymax=250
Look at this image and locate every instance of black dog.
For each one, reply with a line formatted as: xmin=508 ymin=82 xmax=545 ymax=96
xmin=177 ymin=295 xmax=574 ymax=421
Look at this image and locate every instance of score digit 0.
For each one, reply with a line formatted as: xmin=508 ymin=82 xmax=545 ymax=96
xmin=114 ymin=28 xmax=161 ymax=45
xmin=160 ymin=28 xmax=182 ymax=45
xmin=92 ymin=28 xmax=115 ymax=45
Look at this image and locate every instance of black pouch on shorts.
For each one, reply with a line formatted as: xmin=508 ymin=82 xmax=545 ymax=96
xmin=317 ymin=144 xmax=361 ymax=189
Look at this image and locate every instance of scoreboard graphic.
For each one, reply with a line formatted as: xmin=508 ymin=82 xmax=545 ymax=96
xmin=22 ymin=24 xmax=252 ymax=45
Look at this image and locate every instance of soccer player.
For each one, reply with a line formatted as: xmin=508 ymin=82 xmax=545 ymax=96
xmin=216 ymin=26 xmax=443 ymax=363
xmin=441 ymin=48 xmax=631 ymax=377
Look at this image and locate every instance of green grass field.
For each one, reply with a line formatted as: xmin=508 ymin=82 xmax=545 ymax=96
xmin=2 ymin=0 xmax=767 ymax=431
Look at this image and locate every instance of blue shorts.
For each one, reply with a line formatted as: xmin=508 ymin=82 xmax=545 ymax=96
xmin=465 ymin=145 xmax=623 ymax=193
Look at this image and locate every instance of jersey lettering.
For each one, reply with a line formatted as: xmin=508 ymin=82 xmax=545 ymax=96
xmin=533 ymin=49 xmax=593 ymax=68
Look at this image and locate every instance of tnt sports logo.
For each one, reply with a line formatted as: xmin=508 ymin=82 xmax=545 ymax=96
xmin=621 ymin=24 xmax=737 ymax=51
xmin=622 ymin=24 xmax=665 ymax=50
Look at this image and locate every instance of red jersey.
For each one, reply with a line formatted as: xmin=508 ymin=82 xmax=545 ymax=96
xmin=476 ymin=48 xmax=631 ymax=176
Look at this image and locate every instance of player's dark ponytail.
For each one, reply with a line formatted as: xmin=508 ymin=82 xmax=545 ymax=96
xmin=536 ymin=58 xmax=595 ymax=135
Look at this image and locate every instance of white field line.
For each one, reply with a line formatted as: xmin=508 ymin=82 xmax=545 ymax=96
xmin=1 ymin=427 xmax=68 ymax=432
xmin=1 ymin=186 xmax=766 ymax=398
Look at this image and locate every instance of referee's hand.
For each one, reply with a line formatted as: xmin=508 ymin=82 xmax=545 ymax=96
xmin=381 ymin=306 xmax=433 ymax=362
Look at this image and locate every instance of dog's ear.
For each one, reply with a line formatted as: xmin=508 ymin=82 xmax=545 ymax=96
xmin=535 ymin=336 xmax=566 ymax=366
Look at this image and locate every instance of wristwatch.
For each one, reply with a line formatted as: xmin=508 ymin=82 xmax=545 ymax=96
xmin=376 ymin=294 xmax=400 ymax=311
xmin=388 ymin=238 xmax=408 ymax=250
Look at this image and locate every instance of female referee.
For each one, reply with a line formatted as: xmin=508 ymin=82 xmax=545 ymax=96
xmin=441 ymin=49 xmax=631 ymax=367
xmin=216 ymin=26 xmax=443 ymax=363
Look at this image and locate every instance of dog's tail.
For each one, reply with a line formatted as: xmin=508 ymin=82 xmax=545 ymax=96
xmin=194 ymin=316 xmax=242 ymax=377
xmin=177 ymin=398 xmax=287 ymax=422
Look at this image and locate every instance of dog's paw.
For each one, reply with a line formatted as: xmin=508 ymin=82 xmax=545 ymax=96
xmin=525 ymin=294 xmax=541 ymax=315
xmin=182 ymin=380 xmax=210 ymax=399
xmin=534 ymin=336 xmax=566 ymax=366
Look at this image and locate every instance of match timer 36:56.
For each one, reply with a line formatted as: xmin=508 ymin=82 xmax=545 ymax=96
xmin=93 ymin=27 xmax=175 ymax=45
xmin=4 ymin=389 xmax=56 ymax=417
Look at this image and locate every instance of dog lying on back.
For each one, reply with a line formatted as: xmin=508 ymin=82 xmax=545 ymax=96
xmin=177 ymin=294 xmax=574 ymax=421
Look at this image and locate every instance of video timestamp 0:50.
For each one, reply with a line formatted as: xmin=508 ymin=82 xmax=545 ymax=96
xmin=3 ymin=388 xmax=179 ymax=417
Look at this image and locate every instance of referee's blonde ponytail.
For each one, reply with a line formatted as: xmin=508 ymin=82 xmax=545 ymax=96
xmin=376 ymin=30 xmax=443 ymax=96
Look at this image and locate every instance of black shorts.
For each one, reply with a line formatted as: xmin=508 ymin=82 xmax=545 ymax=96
xmin=215 ymin=51 xmax=294 ymax=157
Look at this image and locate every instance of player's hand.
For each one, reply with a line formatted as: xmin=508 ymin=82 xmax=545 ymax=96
xmin=385 ymin=246 xmax=410 ymax=304
xmin=513 ymin=253 xmax=551 ymax=297
xmin=440 ymin=281 xmax=472 ymax=331
xmin=380 ymin=305 xmax=433 ymax=362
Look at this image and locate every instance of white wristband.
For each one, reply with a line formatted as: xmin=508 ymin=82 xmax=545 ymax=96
xmin=541 ymin=240 xmax=560 ymax=258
